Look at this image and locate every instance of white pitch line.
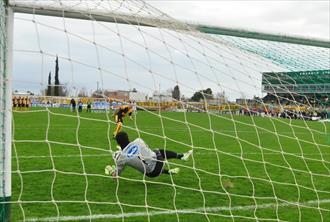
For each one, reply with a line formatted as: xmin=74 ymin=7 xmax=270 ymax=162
xmin=24 ymin=199 xmax=330 ymax=222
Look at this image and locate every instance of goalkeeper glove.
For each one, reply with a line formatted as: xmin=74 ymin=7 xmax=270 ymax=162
xmin=105 ymin=165 xmax=116 ymax=175
xmin=112 ymin=150 xmax=121 ymax=160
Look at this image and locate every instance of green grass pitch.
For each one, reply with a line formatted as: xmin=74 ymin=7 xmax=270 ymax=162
xmin=11 ymin=108 xmax=330 ymax=222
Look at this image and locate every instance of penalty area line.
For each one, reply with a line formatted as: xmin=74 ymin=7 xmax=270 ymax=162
xmin=24 ymin=199 xmax=330 ymax=222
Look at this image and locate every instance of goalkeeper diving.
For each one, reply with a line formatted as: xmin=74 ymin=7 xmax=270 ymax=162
xmin=105 ymin=131 xmax=193 ymax=177
xmin=112 ymin=104 xmax=134 ymax=138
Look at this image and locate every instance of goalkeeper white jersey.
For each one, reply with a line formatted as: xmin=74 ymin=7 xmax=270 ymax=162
xmin=114 ymin=138 xmax=157 ymax=175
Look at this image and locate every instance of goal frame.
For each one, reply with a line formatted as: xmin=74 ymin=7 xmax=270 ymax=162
xmin=0 ymin=0 xmax=13 ymax=221
xmin=0 ymin=0 xmax=329 ymax=221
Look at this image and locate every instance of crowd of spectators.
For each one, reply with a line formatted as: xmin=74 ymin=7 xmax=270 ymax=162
xmin=239 ymin=107 xmax=329 ymax=121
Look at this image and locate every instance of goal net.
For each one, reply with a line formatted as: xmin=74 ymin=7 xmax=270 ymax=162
xmin=1 ymin=0 xmax=329 ymax=221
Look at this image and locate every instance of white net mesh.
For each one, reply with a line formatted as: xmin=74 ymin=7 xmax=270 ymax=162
xmin=3 ymin=0 xmax=330 ymax=221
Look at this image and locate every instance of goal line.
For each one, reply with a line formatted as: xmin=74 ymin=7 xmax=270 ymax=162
xmin=24 ymin=199 xmax=330 ymax=222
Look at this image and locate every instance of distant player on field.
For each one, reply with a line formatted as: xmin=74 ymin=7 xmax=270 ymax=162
xmin=105 ymin=131 xmax=193 ymax=177
xmin=112 ymin=104 xmax=134 ymax=138
xmin=12 ymin=96 xmax=18 ymax=110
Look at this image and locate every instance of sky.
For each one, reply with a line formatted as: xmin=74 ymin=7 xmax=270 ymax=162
xmin=147 ymin=0 xmax=330 ymax=40
xmin=11 ymin=0 xmax=330 ymax=100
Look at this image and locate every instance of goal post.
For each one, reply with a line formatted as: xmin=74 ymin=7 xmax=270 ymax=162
xmin=0 ymin=0 xmax=13 ymax=221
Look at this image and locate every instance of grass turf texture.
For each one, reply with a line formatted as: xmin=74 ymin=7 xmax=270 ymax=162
xmin=11 ymin=108 xmax=330 ymax=222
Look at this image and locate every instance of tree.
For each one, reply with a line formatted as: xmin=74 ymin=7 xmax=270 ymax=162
xmin=203 ymin=88 xmax=213 ymax=99
xmin=191 ymin=91 xmax=203 ymax=102
xmin=54 ymin=56 xmax=60 ymax=96
xmin=191 ymin=88 xmax=213 ymax=102
xmin=47 ymin=71 xmax=52 ymax=96
xmin=132 ymin=88 xmax=137 ymax=92
xmin=172 ymin=85 xmax=180 ymax=101
xmin=44 ymin=56 xmax=68 ymax=97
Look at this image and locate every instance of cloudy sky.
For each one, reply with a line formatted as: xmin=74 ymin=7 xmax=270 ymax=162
xmin=11 ymin=0 xmax=330 ymax=100
xmin=147 ymin=0 xmax=330 ymax=40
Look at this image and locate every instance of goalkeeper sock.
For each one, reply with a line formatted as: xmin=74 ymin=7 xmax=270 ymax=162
xmin=159 ymin=149 xmax=182 ymax=159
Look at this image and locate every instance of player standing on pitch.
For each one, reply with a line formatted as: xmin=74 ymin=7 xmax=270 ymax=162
xmin=105 ymin=131 xmax=193 ymax=178
xmin=112 ymin=104 xmax=134 ymax=138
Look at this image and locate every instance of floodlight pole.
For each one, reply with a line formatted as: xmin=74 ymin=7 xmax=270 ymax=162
xmin=0 ymin=0 xmax=13 ymax=221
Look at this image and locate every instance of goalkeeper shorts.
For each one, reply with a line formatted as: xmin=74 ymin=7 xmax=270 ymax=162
xmin=146 ymin=149 xmax=164 ymax=178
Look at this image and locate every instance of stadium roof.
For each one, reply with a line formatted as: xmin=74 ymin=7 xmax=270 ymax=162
xmin=262 ymin=70 xmax=330 ymax=94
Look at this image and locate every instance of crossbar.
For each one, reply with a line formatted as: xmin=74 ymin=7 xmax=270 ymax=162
xmin=10 ymin=3 xmax=330 ymax=48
